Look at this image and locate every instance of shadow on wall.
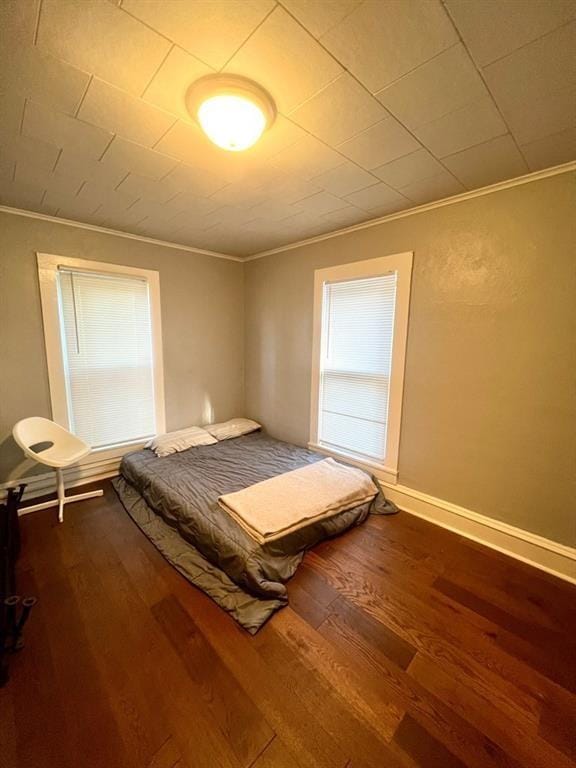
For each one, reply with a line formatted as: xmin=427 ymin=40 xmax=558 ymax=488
xmin=0 ymin=433 xmax=41 ymax=485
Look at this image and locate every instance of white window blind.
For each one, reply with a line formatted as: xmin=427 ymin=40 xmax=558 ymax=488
xmin=57 ymin=268 xmax=157 ymax=449
xmin=318 ymin=273 xmax=397 ymax=463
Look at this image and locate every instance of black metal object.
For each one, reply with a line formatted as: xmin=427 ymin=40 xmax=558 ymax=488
xmin=1 ymin=484 xmax=36 ymax=687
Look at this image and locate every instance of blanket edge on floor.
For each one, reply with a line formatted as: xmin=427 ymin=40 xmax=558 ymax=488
xmin=112 ymin=475 xmax=285 ymax=634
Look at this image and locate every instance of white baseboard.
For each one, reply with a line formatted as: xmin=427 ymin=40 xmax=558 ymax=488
xmin=1 ymin=456 xmax=121 ymax=513
xmin=4 ymin=457 xmax=574 ymax=585
xmin=380 ymin=481 xmax=576 ymax=585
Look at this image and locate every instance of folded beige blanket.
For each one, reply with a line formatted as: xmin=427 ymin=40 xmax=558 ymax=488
xmin=218 ymin=458 xmax=378 ymax=544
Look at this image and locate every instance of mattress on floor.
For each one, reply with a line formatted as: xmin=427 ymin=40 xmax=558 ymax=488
xmin=113 ymin=431 xmax=397 ymax=632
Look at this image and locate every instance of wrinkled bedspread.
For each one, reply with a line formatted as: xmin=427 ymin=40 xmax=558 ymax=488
xmin=115 ymin=432 xmax=397 ymax=631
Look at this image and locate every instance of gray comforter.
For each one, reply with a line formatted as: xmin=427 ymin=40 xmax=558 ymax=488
xmin=114 ymin=431 xmax=397 ymax=632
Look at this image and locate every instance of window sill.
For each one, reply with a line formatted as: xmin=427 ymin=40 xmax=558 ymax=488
xmin=307 ymin=442 xmax=398 ymax=485
xmin=92 ymin=438 xmax=149 ymax=452
xmin=82 ymin=439 xmax=149 ymax=464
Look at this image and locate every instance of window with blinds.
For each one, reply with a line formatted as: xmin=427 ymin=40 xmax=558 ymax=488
xmin=318 ymin=273 xmax=397 ymax=464
xmin=57 ymin=268 xmax=157 ymax=449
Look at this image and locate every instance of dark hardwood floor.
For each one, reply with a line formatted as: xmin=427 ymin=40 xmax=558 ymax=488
xmin=2 ymin=480 xmax=575 ymax=768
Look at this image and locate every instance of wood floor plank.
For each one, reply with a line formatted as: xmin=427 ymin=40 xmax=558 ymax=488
xmin=434 ymin=577 xmax=576 ymax=692
xmin=313 ymin=541 xmax=576 ymax=724
xmin=538 ymin=686 xmax=576 ymax=761
xmin=289 ymin=560 xmax=341 ymax=609
xmin=440 ymin=545 xmax=576 ymax=633
xmin=0 ymin=683 xmax=17 ymax=768
xmin=408 ymin=653 xmax=575 ymax=768
xmin=85 ymin=528 xmax=244 ymax=768
xmin=254 ymin=617 xmax=405 ymax=768
xmin=319 ymin=603 xmax=524 ymax=768
xmin=307 ymin=549 xmax=543 ymax=727
xmin=362 ymin=512 xmax=465 ymax=570
xmin=7 ymin=482 xmax=575 ymax=768
xmin=250 ymin=736 xmax=304 ymax=768
xmin=434 ymin=576 xmax=573 ymax=646
xmin=151 ymin=595 xmax=274 ymax=768
xmin=66 ymin=560 xmax=171 ymax=768
xmin=156 ymin=573 xmax=350 ymax=768
xmin=285 ymin=578 xmax=334 ymax=629
xmin=105 ymin=509 xmax=348 ymax=768
xmin=324 ymin=595 xmax=417 ymax=671
xmin=320 ymin=531 xmax=440 ymax=590
xmin=146 ymin=737 xmax=182 ymax=768
xmin=35 ymin=565 xmax=135 ymax=768
xmin=450 ymin=536 xmax=576 ymax=608
xmin=272 ymin=607 xmax=405 ymax=743
xmin=58 ymin=492 xmax=245 ymax=768
xmin=393 ymin=714 xmax=468 ymax=768
xmin=1 ymin=569 xmax=73 ymax=768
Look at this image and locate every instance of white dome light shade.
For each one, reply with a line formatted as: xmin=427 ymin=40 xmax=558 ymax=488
xmin=187 ymin=75 xmax=276 ymax=153
xmin=197 ymin=94 xmax=267 ymax=152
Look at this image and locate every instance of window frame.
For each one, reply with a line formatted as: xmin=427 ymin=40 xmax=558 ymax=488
xmin=309 ymin=251 xmax=413 ymax=484
xmin=37 ymin=252 xmax=166 ymax=457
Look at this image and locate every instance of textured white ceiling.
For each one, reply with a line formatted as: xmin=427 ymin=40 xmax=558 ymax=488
xmin=1 ymin=0 xmax=574 ymax=257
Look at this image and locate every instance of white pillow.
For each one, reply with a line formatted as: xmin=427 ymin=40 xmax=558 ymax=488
xmin=146 ymin=426 xmax=217 ymax=457
xmin=205 ymin=418 xmax=261 ymax=441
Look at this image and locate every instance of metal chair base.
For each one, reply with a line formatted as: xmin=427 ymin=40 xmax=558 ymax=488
xmin=21 ymin=469 xmax=103 ymax=523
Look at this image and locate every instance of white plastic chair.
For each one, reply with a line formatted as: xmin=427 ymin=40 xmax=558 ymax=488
xmin=12 ymin=417 xmax=103 ymax=523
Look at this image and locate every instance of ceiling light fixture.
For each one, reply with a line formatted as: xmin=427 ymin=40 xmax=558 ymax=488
xmin=186 ymin=74 xmax=276 ymax=152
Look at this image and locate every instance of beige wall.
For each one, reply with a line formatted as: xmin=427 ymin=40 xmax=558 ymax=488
xmin=1 ymin=173 xmax=574 ymax=545
xmin=244 ymin=172 xmax=576 ymax=546
xmin=0 ymin=213 xmax=244 ymax=480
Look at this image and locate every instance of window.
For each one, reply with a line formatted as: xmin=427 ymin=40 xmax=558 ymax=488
xmin=310 ymin=253 xmax=413 ymax=483
xmin=38 ymin=254 xmax=165 ymax=453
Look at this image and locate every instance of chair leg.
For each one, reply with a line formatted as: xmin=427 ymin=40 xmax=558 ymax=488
xmin=19 ymin=469 xmax=104 ymax=521
xmin=56 ymin=468 xmax=65 ymax=523
xmin=64 ymin=490 xmax=104 ymax=503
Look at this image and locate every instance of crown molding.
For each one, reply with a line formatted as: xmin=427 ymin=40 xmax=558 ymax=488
xmin=0 ymin=205 xmax=242 ymax=262
xmin=2 ymin=161 xmax=574 ymax=263
xmin=244 ymin=160 xmax=576 ymax=262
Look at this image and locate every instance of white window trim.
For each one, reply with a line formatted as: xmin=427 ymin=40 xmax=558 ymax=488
xmin=309 ymin=251 xmax=413 ymax=485
xmin=37 ymin=252 xmax=166 ymax=461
